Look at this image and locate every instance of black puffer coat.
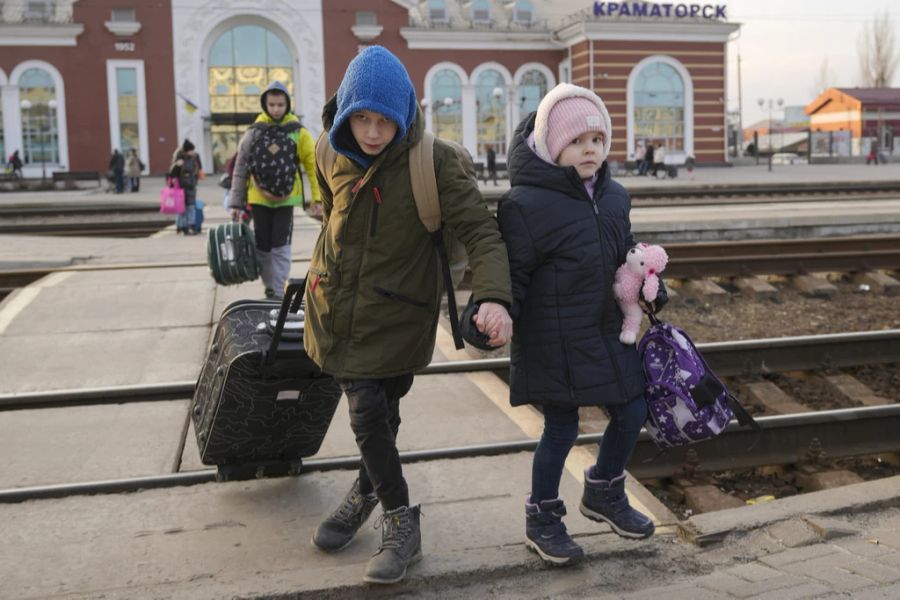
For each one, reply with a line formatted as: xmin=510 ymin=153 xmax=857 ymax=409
xmin=498 ymin=114 xmax=644 ymax=408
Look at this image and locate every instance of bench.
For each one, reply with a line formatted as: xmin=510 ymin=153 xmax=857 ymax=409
xmin=52 ymin=171 xmax=102 ymax=188
xmin=474 ymin=161 xmax=508 ymax=182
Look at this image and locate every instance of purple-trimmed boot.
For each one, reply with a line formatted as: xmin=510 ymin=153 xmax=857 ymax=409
xmin=525 ymin=497 xmax=585 ymax=566
xmin=579 ymin=469 xmax=655 ymax=539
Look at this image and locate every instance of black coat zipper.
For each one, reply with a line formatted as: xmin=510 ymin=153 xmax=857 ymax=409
xmin=587 ymin=180 xmax=630 ymax=402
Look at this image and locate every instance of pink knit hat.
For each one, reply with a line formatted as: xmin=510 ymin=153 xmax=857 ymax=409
xmin=533 ymin=83 xmax=612 ymax=165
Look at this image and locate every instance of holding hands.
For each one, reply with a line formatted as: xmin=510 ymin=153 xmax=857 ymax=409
xmin=472 ymin=301 xmax=513 ymax=347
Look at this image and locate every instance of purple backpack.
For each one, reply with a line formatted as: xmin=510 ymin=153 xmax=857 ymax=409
xmin=638 ymin=316 xmax=758 ymax=448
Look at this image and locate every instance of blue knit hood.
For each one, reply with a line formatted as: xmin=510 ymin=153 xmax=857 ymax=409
xmin=328 ymin=46 xmax=418 ymax=167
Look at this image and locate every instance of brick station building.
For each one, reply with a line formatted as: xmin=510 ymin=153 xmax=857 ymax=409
xmin=0 ymin=0 xmax=738 ymax=176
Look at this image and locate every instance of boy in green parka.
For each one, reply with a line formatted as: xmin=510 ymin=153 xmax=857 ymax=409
xmin=305 ymin=46 xmax=513 ymax=585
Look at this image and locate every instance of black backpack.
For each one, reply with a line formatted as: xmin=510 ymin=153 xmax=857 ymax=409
xmin=179 ymin=154 xmax=198 ymax=188
xmin=248 ymin=122 xmax=301 ymax=198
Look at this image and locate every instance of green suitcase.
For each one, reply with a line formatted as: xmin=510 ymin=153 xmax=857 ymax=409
xmin=207 ymin=222 xmax=260 ymax=285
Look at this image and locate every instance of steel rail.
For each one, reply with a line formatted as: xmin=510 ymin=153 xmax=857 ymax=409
xmin=668 ymin=235 xmax=900 ymax=258
xmin=0 ymin=222 xmax=172 ymax=236
xmin=667 ymin=250 xmax=900 ymax=279
xmin=2 ymin=404 xmax=898 ymax=504
xmin=627 ymin=403 xmax=900 ymax=479
xmin=0 ymin=257 xmax=316 ymax=288
xmin=1 ymin=235 xmax=897 ymax=285
xmin=2 ymin=330 xmax=898 ymax=411
xmin=0 ymin=205 xmax=159 ymax=217
xmin=479 ymin=181 xmax=900 ymax=204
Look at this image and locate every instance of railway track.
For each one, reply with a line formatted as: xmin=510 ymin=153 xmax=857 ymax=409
xmin=2 ymin=234 xmax=898 ymax=293
xmin=2 ymin=329 xmax=898 ymax=411
xmin=480 ymin=179 xmax=900 ymax=205
xmin=0 ymin=219 xmax=172 ymax=237
xmin=1 ymin=404 xmax=897 ymax=505
xmin=0 ymin=204 xmax=159 ymax=218
xmin=0 ymin=330 xmax=897 ymax=504
xmin=3 ymin=180 xmax=900 ymax=237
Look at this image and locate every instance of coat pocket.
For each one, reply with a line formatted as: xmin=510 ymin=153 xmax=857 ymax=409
xmin=373 ymin=285 xmax=429 ymax=309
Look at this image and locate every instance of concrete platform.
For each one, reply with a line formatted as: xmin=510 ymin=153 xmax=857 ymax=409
xmin=3 ymin=165 xmax=900 ymax=597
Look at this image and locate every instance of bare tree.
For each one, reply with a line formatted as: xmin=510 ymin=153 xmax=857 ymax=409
xmin=811 ymin=58 xmax=835 ymax=97
xmin=857 ymin=9 xmax=899 ymax=87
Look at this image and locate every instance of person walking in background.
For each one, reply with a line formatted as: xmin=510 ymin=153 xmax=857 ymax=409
xmin=640 ymin=140 xmax=653 ymax=176
xmin=632 ymin=142 xmax=645 ymax=176
xmin=867 ymin=142 xmax=879 ymax=165
xmin=685 ymin=154 xmax=696 ymax=180
xmin=125 ymin=148 xmax=143 ymax=192
xmin=228 ymin=81 xmax=319 ymax=299
xmin=8 ymin=150 xmax=23 ymax=179
xmin=306 ymin=45 xmax=512 ymax=585
xmin=109 ymin=149 xmax=125 ymax=193
xmin=484 ymin=143 xmax=498 ymax=185
xmin=498 ymin=83 xmax=667 ymax=566
xmin=652 ymin=142 xmax=666 ymax=177
xmin=169 ymin=139 xmax=202 ymax=234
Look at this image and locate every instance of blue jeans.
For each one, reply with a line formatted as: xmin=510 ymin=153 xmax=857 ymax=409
xmin=531 ymin=394 xmax=648 ymax=503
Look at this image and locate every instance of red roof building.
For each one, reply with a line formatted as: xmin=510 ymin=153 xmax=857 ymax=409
xmin=805 ymin=87 xmax=900 ymax=154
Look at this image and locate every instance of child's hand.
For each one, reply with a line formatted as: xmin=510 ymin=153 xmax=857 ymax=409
xmin=473 ymin=302 xmax=512 ymax=347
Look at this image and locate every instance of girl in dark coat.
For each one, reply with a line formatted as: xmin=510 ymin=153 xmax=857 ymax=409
xmin=498 ymin=83 xmax=666 ymax=566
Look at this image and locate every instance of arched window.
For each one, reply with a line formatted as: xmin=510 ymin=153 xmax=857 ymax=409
xmin=513 ymin=0 xmax=533 ymax=25
xmin=472 ymin=0 xmax=490 ymax=22
xmin=429 ymin=69 xmax=463 ymax=143
xmin=19 ymin=68 xmax=59 ymax=165
xmin=476 ymin=69 xmax=507 ymax=157
xmin=207 ymin=24 xmax=294 ymax=171
xmin=517 ymin=69 xmax=548 ymax=115
xmin=633 ymin=62 xmax=685 ymax=151
xmin=428 ymin=0 xmax=448 ymax=22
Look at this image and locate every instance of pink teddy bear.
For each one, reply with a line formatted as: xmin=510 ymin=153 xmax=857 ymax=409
xmin=613 ymin=243 xmax=669 ymax=344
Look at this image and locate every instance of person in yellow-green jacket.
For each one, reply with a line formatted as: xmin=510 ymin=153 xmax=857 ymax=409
xmin=229 ymin=80 xmax=320 ymax=299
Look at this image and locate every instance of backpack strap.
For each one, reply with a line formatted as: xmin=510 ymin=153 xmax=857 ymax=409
xmin=409 ymin=132 xmax=440 ymax=232
xmin=315 ymin=131 xmax=337 ymax=189
xmin=409 ymin=132 xmax=464 ymax=350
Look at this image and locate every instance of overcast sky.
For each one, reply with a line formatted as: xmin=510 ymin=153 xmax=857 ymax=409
xmin=726 ymin=1 xmax=899 ymax=127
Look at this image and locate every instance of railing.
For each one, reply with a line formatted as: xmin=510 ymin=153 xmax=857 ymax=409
xmin=0 ymin=1 xmax=75 ymax=25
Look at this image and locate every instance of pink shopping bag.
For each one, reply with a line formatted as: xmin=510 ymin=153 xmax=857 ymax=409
xmin=160 ymin=178 xmax=186 ymax=214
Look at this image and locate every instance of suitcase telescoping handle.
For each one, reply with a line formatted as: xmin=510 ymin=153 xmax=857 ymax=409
xmin=264 ymin=278 xmax=306 ymax=367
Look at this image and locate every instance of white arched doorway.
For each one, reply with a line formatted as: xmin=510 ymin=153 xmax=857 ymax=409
xmin=9 ymin=60 xmax=69 ymax=175
xmin=171 ymin=0 xmax=325 ymax=172
xmin=626 ymin=55 xmax=694 ymax=161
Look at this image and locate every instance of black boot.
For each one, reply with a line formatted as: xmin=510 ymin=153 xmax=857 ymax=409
xmin=312 ymin=479 xmax=379 ymax=552
xmin=580 ymin=469 xmax=654 ymax=539
xmin=364 ymin=505 xmax=423 ymax=584
xmin=525 ymin=497 xmax=584 ymax=566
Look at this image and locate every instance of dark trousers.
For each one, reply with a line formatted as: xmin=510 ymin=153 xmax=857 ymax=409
xmin=250 ymin=204 xmax=294 ymax=251
xmin=531 ymin=394 xmax=648 ymax=502
xmin=337 ymin=374 xmax=415 ymax=510
xmin=114 ymin=170 xmax=124 ymax=193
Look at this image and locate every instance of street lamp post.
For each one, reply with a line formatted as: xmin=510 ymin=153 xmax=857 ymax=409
xmin=757 ymin=97 xmax=783 ymax=172
xmin=20 ymin=97 xmax=57 ymax=183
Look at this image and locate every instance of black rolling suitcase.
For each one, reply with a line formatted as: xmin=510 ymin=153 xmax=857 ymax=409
xmin=191 ymin=279 xmax=341 ymax=481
